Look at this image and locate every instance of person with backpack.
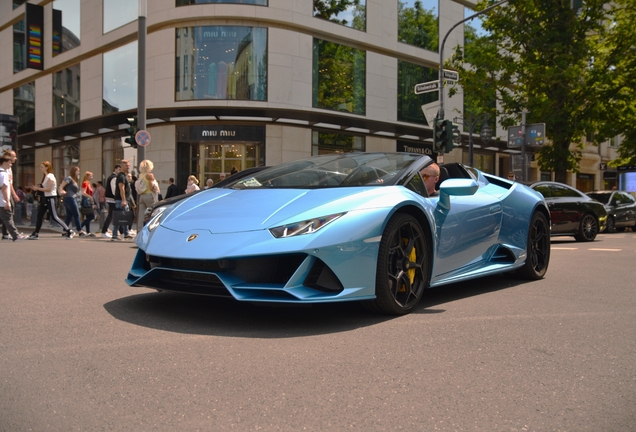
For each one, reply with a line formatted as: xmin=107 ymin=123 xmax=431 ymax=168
xmin=100 ymin=164 xmax=121 ymax=239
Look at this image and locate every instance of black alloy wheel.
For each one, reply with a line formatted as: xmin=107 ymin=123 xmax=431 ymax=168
xmin=574 ymin=213 xmax=599 ymax=242
xmin=370 ymin=213 xmax=430 ymax=315
xmin=518 ymin=211 xmax=550 ymax=280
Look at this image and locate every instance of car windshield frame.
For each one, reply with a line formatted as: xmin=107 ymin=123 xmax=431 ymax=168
xmin=225 ymin=153 xmax=429 ymax=190
xmin=587 ymin=192 xmax=611 ymax=204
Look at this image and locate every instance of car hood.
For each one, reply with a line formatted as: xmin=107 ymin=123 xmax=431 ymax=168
xmin=160 ymin=187 xmax=401 ymax=234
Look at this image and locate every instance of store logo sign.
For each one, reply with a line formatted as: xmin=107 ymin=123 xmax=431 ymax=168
xmin=201 ymin=130 xmax=236 ymax=137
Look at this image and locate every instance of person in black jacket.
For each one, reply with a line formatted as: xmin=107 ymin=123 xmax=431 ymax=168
xmin=164 ymin=177 xmax=179 ymax=200
xmin=100 ymin=164 xmax=121 ymax=238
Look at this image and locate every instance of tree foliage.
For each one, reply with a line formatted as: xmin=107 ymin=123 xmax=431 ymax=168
xmin=448 ymin=0 xmax=636 ymax=182
xmin=398 ymin=0 xmax=439 ymax=52
xmin=314 ymin=0 xmax=365 ymax=31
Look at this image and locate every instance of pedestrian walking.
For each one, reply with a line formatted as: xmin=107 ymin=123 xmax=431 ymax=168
xmin=100 ymin=165 xmax=121 ymax=238
xmin=0 ymin=155 xmax=24 ymax=242
xmin=79 ymin=171 xmax=96 ymax=236
xmin=28 ymin=161 xmax=74 ymax=240
xmin=185 ymin=175 xmax=200 ymax=194
xmin=59 ymin=166 xmax=83 ymax=234
xmin=111 ymin=160 xmax=133 ymax=242
xmin=1 ymin=149 xmax=20 ymax=240
xmin=165 ymin=177 xmax=179 ymax=199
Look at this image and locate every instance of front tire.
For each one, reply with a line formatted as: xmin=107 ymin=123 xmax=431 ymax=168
xmin=606 ymin=216 xmax=616 ymax=233
xmin=518 ymin=211 xmax=550 ymax=280
xmin=574 ymin=213 xmax=598 ymax=242
xmin=369 ymin=213 xmax=430 ymax=315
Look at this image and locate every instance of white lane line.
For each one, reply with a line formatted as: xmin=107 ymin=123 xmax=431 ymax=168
xmin=588 ymin=248 xmax=622 ymax=252
xmin=551 ymin=247 xmax=578 ymax=250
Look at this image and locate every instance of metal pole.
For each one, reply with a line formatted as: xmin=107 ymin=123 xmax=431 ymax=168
xmin=137 ymin=0 xmax=147 ymax=166
xmin=438 ymin=0 xmax=508 ymax=120
xmin=521 ymin=108 xmax=528 ymax=182
xmin=468 ymin=113 xmax=474 ymax=167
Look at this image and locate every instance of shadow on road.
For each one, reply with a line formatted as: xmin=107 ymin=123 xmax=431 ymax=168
xmin=104 ymin=273 xmax=532 ymax=337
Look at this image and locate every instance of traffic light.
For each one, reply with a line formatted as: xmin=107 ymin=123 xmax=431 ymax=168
xmin=433 ymin=117 xmax=445 ymax=152
xmin=124 ymin=116 xmax=138 ymax=148
xmin=445 ymin=122 xmax=461 ymax=152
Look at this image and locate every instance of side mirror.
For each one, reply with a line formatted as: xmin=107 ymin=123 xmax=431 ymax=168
xmin=438 ymin=178 xmax=479 ymax=210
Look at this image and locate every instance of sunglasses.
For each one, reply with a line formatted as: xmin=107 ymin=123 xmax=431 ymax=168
xmin=422 ymin=173 xmax=439 ymax=180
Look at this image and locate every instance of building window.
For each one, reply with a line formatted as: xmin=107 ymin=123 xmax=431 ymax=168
xmin=52 ymin=0 xmax=81 ymax=57
xmin=175 ymin=26 xmax=268 ymax=101
xmin=312 ymin=131 xmax=365 ymax=155
xmin=398 ymin=60 xmax=437 ymax=126
xmin=53 ymin=65 xmax=80 ymax=126
xmin=13 ymin=0 xmax=27 ymax=8
xmin=462 ymin=152 xmax=494 ymax=174
xmin=53 ymin=143 xmax=80 ymax=182
xmin=176 ymin=125 xmax=265 ymax=189
xmin=313 ymin=38 xmax=366 ymax=115
xmin=103 ymin=0 xmax=138 ymax=34
xmin=398 ymin=0 xmax=439 ymax=52
xmin=14 ymin=82 xmax=35 ymax=134
xmin=102 ymin=137 xmax=125 ymax=183
xmin=13 ymin=20 xmax=26 ymax=73
xmin=177 ymin=0 xmax=267 ymax=5
xmin=313 ymin=0 xmax=366 ymax=31
xmin=103 ymin=41 xmax=138 ymax=114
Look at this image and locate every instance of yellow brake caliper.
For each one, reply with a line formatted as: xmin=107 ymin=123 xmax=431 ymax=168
xmin=400 ymin=238 xmax=416 ymax=292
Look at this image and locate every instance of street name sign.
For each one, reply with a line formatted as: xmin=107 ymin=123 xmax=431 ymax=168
xmin=414 ymin=81 xmax=440 ymax=94
xmin=442 ymin=70 xmax=459 ymax=81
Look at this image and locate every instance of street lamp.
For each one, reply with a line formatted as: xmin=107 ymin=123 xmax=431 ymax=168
xmin=454 ymin=113 xmax=491 ymax=167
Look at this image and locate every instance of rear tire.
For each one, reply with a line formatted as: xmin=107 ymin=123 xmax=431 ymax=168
xmin=574 ymin=213 xmax=598 ymax=242
xmin=518 ymin=211 xmax=550 ymax=280
xmin=368 ymin=213 xmax=430 ymax=315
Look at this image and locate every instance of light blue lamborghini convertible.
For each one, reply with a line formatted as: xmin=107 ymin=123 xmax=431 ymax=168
xmin=127 ymin=152 xmax=551 ymax=315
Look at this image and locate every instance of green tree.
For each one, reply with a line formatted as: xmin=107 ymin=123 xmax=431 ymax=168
xmin=591 ymin=0 xmax=636 ymax=166
xmin=314 ymin=0 xmax=365 ymax=30
xmin=398 ymin=0 xmax=439 ymax=52
xmin=448 ymin=0 xmax=634 ymax=182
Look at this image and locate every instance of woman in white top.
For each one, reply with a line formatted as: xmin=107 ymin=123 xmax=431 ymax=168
xmin=28 ymin=161 xmax=73 ymax=239
xmin=185 ymin=175 xmax=200 ymax=194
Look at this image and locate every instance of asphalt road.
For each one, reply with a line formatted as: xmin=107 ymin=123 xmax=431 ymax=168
xmin=1 ymin=231 xmax=635 ymax=431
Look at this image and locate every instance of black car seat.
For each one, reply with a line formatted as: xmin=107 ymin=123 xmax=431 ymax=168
xmin=435 ymin=166 xmax=449 ymax=191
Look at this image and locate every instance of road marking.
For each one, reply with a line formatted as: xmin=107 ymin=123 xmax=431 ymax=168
xmin=588 ymin=248 xmax=622 ymax=252
xmin=551 ymin=247 xmax=578 ymax=250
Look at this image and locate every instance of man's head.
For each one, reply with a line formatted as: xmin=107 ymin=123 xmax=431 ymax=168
xmin=169 ymin=177 xmax=174 ymax=184
xmin=206 ymin=178 xmax=214 ymax=188
xmin=120 ymin=160 xmax=131 ymax=174
xmin=114 ymin=164 xmax=121 ymax=174
xmin=507 ymin=172 xmax=515 ymax=181
xmin=3 ymin=150 xmax=17 ymax=163
xmin=420 ymin=163 xmax=440 ymax=195
xmin=0 ymin=155 xmax=12 ymax=168
xmin=219 ymin=173 xmax=226 ymax=181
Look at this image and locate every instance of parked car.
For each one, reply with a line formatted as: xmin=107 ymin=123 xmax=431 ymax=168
xmin=530 ymin=181 xmax=607 ymax=242
xmin=128 ymin=153 xmax=551 ymax=316
xmin=142 ymin=166 xmax=269 ymax=226
xmin=586 ymin=190 xmax=636 ymax=232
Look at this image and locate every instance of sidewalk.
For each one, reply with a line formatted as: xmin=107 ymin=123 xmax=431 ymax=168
xmin=13 ymin=218 xmax=137 ymax=238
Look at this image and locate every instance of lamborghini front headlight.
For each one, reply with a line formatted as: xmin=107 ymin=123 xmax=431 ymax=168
xmin=147 ymin=206 xmax=168 ymax=232
xmin=269 ymin=212 xmax=346 ymax=238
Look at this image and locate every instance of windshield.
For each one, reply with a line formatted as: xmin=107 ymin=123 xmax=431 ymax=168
xmin=228 ymin=153 xmax=426 ymax=189
xmin=587 ymin=193 xmax=610 ymax=204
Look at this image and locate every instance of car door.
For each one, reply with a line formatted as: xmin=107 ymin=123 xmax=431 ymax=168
xmin=431 ymin=185 xmax=503 ymax=279
xmin=615 ymin=192 xmax=636 ymax=227
xmin=547 ymin=184 xmax=583 ymax=233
